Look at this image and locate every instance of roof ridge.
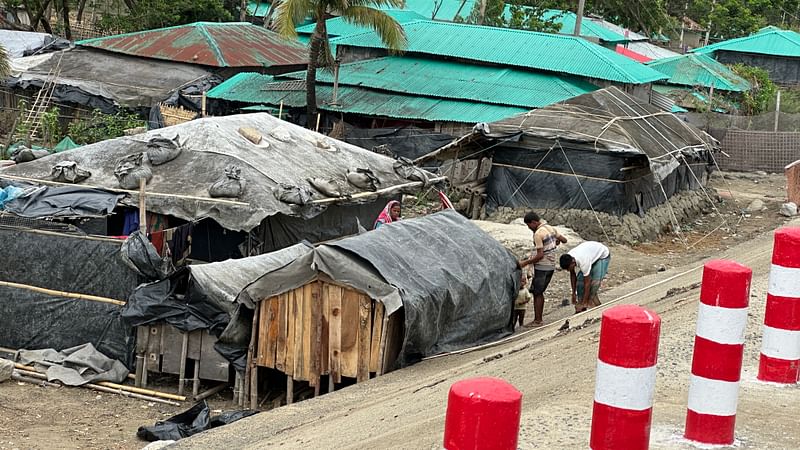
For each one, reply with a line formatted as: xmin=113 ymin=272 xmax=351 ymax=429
xmin=76 ymin=21 xmax=256 ymax=45
xmin=197 ymin=23 xmax=228 ymax=67
xmin=573 ymin=38 xmax=640 ymax=83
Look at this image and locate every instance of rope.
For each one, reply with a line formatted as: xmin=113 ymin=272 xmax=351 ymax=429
xmin=500 ymin=141 xmax=557 ymax=208
xmin=556 ymin=141 xmax=612 ymax=243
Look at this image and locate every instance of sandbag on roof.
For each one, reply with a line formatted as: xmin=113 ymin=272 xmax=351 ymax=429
xmin=2 ymin=113 xmax=438 ymax=231
xmin=238 ymin=210 xmax=519 ymax=367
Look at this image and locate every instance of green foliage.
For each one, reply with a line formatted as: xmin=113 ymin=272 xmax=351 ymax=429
xmin=98 ymin=0 xmax=233 ymax=33
xmin=730 ymin=63 xmax=777 ymax=114
xmin=456 ymin=0 xmax=563 ymax=33
xmin=67 ymin=110 xmax=145 ymax=145
xmin=41 ymin=106 xmax=61 ymax=146
xmin=13 ymin=99 xmax=30 ymax=141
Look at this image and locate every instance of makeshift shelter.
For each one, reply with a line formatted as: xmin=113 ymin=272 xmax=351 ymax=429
xmin=4 ymin=47 xmax=217 ymax=115
xmin=230 ymin=210 xmax=518 ymax=407
xmin=646 ymin=53 xmax=751 ymax=92
xmin=418 ymin=87 xmax=717 ymax=217
xmin=693 ymin=26 xmax=800 ymax=85
xmin=2 ymin=113 xmax=440 ymax=251
xmin=0 ymin=30 xmax=68 ymax=58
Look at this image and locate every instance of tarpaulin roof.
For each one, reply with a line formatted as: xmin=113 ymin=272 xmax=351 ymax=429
xmin=331 ymin=20 xmax=667 ymax=84
xmin=0 ymin=30 xmax=68 ymax=58
xmin=1 ymin=113 xmax=435 ymax=231
xmin=236 ymin=210 xmax=518 ymax=366
xmin=626 ymin=41 xmax=680 ymax=60
xmin=693 ymin=26 xmax=800 ymax=58
xmin=616 ymin=44 xmax=652 ymax=62
xmin=77 ymin=22 xmax=308 ymax=69
xmin=282 ymin=56 xmax=598 ymax=108
xmin=646 ymin=53 xmax=751 ymax=92
xmin=5 ymin=47 xmax=213 ymax=111
xmin=207 ymin=74 xmax=528 ymax=123
xmin=478 ymin=86 xmax=717 ymax=160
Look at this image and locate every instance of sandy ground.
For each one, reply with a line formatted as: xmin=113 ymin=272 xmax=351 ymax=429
xmin=0 ymin=172 xmax=794 ymax=449
xmin=173 ymin=217 xmax=800 ymax=450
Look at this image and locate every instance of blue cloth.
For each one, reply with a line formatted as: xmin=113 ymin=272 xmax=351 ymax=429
xmin=0 ymin=186 xmax=24 ymax=209
xmin=123 ymin=210 xmax=140 ymax=236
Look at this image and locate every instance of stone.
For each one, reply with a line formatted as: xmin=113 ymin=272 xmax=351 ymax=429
xmin=0 ymin=358 xmax=12 ymax=382
xmin=746 ymin=199 xmax=765 ymax=213
xmin=780 ymin=202 xmax=798 ymax=217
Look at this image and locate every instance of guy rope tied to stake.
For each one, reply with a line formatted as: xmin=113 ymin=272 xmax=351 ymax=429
xmin=590 ymin=305 xmax=661 ymax=450
xmin=758 ymin=227 xmax=800 ymax=384
xmin=443 ymin=377 xmax=522 ymax=450
xmin=685 ymin=260 xmax=752 ymax=445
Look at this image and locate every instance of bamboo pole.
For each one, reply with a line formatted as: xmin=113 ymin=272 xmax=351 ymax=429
xmin=0 ymin=280 xmax=125 ymax=306
xmin=12 ymin=372 xmax=61 ymax=387
xmin=315 ymin=113 xmax=321 ymax=133
xmin=201 ymin=91 xmax=207 ymax=117
xmin=194 ymin=383 xmax=229 ymax=402
xmin=14 ymin=363 xmax=186 ymax=401
xmin=309 ymin=176 xmax=448 ymax=206
xmin=138 ymin=178 xmax=147 ymax=235
xmin=178 ymin=332 xmax=189 ymax=396
xmin=247 ymin=303 xmax=261 ymax=410
xmin=0 ymin=174 xmax=251 ymax=206
xmin=278 ymin=101 xmax=283 ymax=119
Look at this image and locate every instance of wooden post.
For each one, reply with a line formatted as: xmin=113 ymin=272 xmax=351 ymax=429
xmin=286 ymin=376 xmax=294 ymax=405
xmin=315 ymin=113 xmax=321 ymax=133
xmin=201 ymin=91 xmax=207 ymax=117
xmin=775 ymin=90 xmax=782 ymax=132
xmin=192 ymin=357 xmax=200 ymax=398
xmin=177 ymin=331 xmax=189 ymax=396
xmin=138 ymin=178 xmax=146 ymax=235
xmin=278 ymin=101 xmax=284 ymax=119
xmin=248 ymin=302 xmax=261 ymax=410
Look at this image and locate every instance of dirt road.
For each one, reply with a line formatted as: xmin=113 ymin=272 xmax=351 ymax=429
xmin=174 ymin=220 xmax=800 ymax=450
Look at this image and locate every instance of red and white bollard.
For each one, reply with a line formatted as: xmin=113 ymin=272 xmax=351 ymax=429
xmin=758 ymin=227 xmax=800 ymax=384
xmin=684 ymin=260 xmax=752 ymax=445
xmin=443 ymin=377 xmax=522 ymax=450
xmin=590 ymin=305 xmax=661 ymax=450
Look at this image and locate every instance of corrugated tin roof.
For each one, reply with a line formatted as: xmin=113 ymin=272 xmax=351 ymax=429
xmin=627 ymin=41 xmax=680 ymax=60
xmin=247 ymin=1 xmax=270 ymax=17
xmin=393 ymin=0 xmax=475 ymax=21
xmin=77 ymin=22 xmax=308 ymax=68
xmin=540 ymin=10 xmax=628 ymax=43
xmin=296 ymin=10 xmax=426 ymax=37
xmin=331 ymin=20 xmax=667 ymax=84
xmin=646 ymin=53 xmax=751 ymax=92
xmin=693 ymin=26 xmax=800 ymax=58
xmin=207 ymin=72 xmax=527 ymax=123
xmin=588 ymin=17 xmax=648 ymax=42
xmin=280 ymin=56 xmax=596 ymax=108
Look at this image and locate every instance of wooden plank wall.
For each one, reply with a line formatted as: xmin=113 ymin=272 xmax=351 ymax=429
xmin=442 ymin=156 xmax=491 ymax=219
xmin=255 ymin=281 xmax=389 ymax=385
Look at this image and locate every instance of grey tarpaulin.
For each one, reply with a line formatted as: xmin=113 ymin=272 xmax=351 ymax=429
xmin=0 ymin=30 xmax=68 ymax=58
xmin=2 ymin=114 xmax=438 ymax=232
xmin=0 ymin=227 xmax=139 ymax=301
xmin=6 ymin=48 xmax=214 ymax=112
xmin=17 ymin=343 xmax=129 ymax=386
xmin=237 ymin=210 xmax=520 ymax=368
xmin=2 ymin=185 xmax=124 ymax=218
xmin=0 ymin=285 xmax=134 ymax=368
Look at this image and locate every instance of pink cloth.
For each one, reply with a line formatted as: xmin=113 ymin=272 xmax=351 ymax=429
xmin=374 ymin=200 xmax=401 ymax=229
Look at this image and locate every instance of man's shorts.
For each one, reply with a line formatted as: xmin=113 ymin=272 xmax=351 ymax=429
xmin=530 ymin=269 xmax=555 ymax=296
xmin=576 ymin=256 xmax=611 ymax=299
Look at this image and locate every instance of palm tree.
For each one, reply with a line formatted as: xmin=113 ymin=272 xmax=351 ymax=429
xmin=273 ymin=0 xmax=407 ymax=125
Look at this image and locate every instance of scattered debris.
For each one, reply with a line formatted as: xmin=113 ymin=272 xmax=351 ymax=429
xmin=660 ymin=282 xmax=702 ymax=300
xmin=780 ymin=202 xmax=798 ymax=217
xmin=745 ymin=199 xmax=765 ymax=213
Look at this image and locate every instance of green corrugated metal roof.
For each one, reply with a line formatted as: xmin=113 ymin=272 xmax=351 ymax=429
xmin=392 ymin=0 xmax=475 ymax=20
xmin=646 ymin=53 xmax=751 ymax=92
xmin=247 ymin=1 xmax=270 ymax=17
xmin=281 ymin=56 xmax=596 ymax=108
xmin=693 ymin=26 xmax=800 ymax=58
xmin=207 ymin=73 xmax=527 ymax=123
xmin=331 ymin=20 xmax=666 ymax=84
xmin=296 ymin=10 xmax=426 ymax=37
xmin=539 ymin=9 xmax=628 ymax=43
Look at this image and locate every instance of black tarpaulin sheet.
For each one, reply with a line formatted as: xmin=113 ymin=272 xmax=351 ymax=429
xmin=314 ymin=210 xmax=519 ymax=366
xmin=136 ymin=400 xmax=258 ymax=441
xmin=3 ymin=185 xmax=124 ymax=218
xmin=341 ymin=126 xmax=454 ymax=161
xmin=0 ymin=286 xmax=134 ymax=368
xmin=0 ymin=227 xmax=139 ymax=300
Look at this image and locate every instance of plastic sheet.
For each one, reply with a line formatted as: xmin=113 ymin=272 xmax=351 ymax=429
xmin=2 ymin=185 xmax=124 ymax=219
xmin=136 ymin=400 xmax=258 ymax=441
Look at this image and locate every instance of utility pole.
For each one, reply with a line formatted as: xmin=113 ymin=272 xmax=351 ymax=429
xmin=574 ymin=0 xmax=586 ymax=36
xmin=479 ymin=0 xmax=487 ymax=25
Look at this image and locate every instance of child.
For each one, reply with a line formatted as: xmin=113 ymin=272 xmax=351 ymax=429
xmin=514 ymin=272 xmax=532 ymax=329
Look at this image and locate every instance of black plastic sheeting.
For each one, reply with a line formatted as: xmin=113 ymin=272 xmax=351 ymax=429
xmin=3 ymin=185 xmax=124 ymax=219
xmin=0 ymin=285 xmax=134 ymax=369
xmin=716 ymin=51 xmax=800 ymax=86
xmin=137 ymin=400 xmax=257 ymax=441
xmin=323 ymin=210 xmax=519 ymax=366
xmin=121 ymin=269 xmax=232 ymax=335
xmin=0 ymin=227 xmax=139 ymax=300
xmin=486 ymin=145 xmax=712 ymax=216
xmin=340 ymin=126 xmax=454 ymax=162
